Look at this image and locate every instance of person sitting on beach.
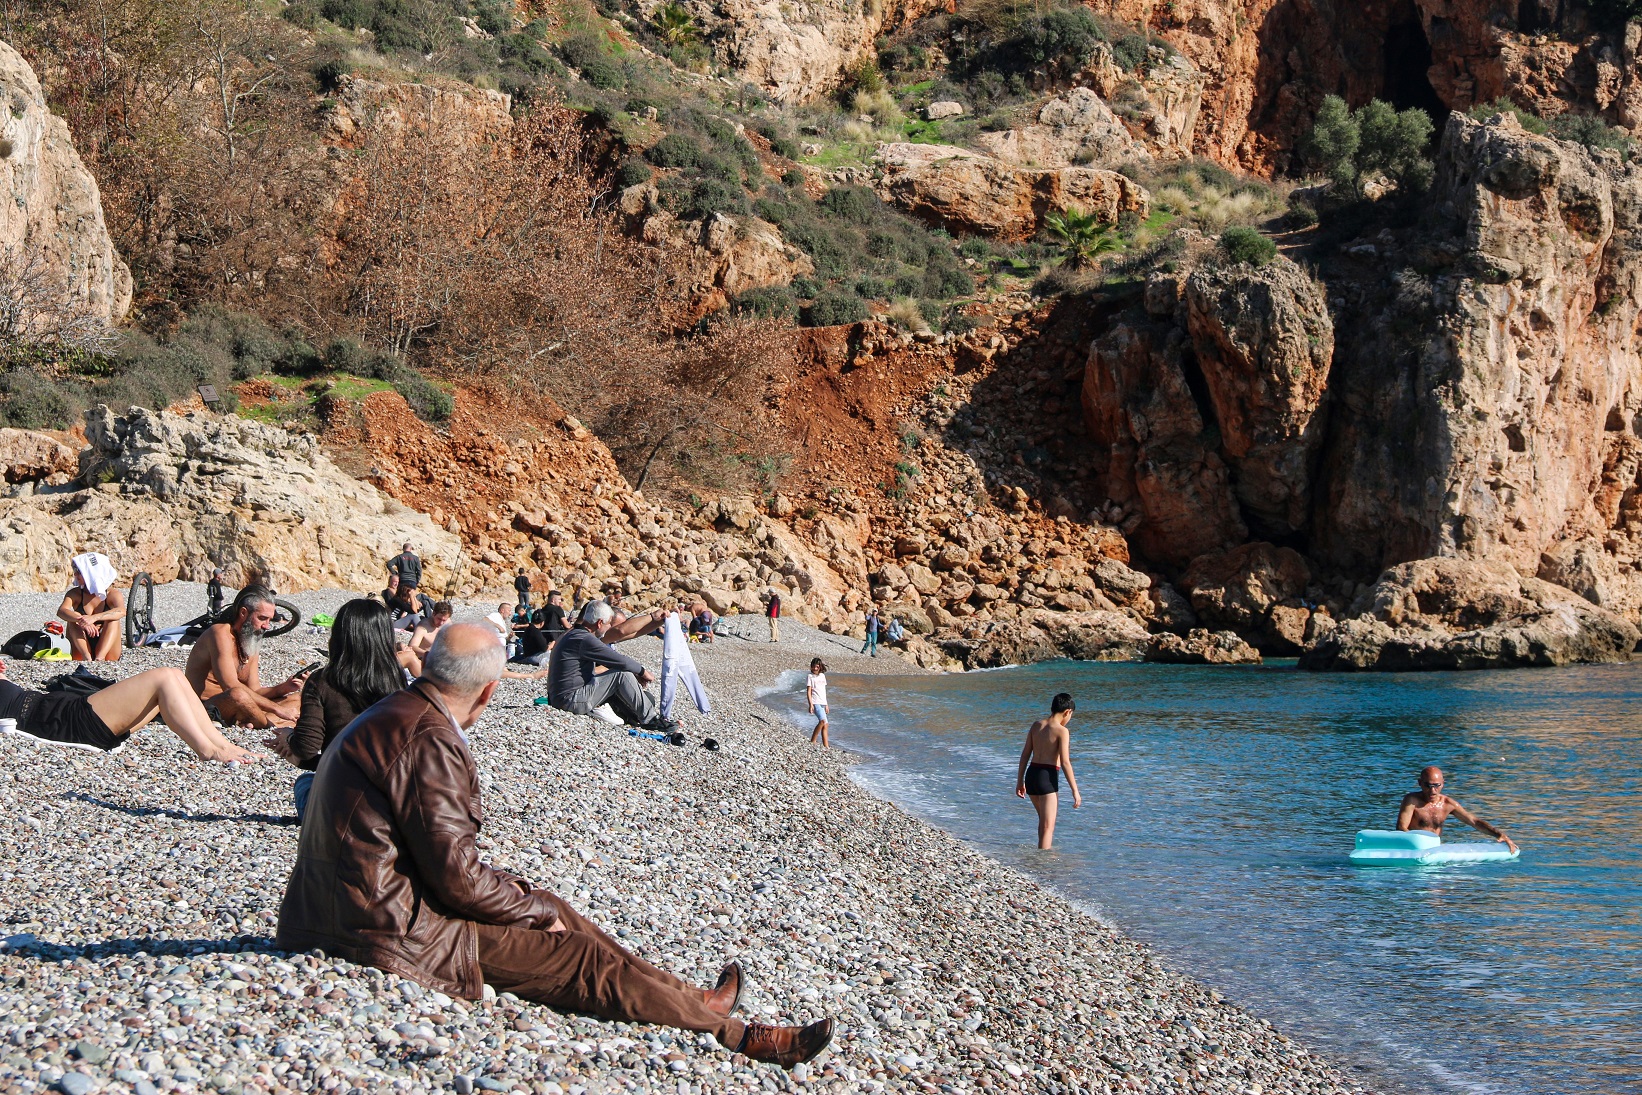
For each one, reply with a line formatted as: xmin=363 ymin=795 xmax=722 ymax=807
xmin=184 ymin=585 xmax=308 ymax=729
xmin=1015 ymin=693 xmax=1082 ymax=850
xmin=690 ymin=606 xmax=716 ymax=644
xmin=511 ymin=609 xmax=552 ymax=667
xmin=266 ymin=598 xmax=405 ymax=819
xmin=276 ymin=623 xmax=832 ymax=1066
xmin=0 ymin=657 xmax=258 ymax=763
xmin=884 ymin=616 xmax=905 ymax=645
xmin=545 ymin=600 xmax=675 ymax=732
xmin=1397 ymin=766 xmax=1518 ymax=853
xmin=381 ymin=573 xmax=416 ymax=627
xmin=542 ymin=591 xmax=568 ymax=644
xmin=400 ymin=601 xmax=453 ymax=677
xmin=806 ymin=658 xmax=829 ymax=748
xmin=58 ymin=553 xmax=126 ymax=663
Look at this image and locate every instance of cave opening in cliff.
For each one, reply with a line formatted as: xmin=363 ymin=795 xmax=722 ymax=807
xmin=1382 ymin=17 xmax=1447 ymax=122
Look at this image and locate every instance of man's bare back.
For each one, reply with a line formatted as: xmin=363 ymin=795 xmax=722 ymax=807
xmin=1396 ymin=765 xmax=1518 ymax=853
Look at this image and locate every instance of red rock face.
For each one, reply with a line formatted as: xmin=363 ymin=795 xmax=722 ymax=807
xmin=1084 ymin=0 xmax=1633 ymax=172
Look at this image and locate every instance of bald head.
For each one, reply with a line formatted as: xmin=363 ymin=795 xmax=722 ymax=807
xmin=1419 ymin=765 xmax=1444 ymax=788
xmin=423 ymin=622 xmax=505 ymax=696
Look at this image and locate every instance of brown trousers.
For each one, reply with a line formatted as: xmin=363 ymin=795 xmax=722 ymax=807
xmin=476 ymin=898 xmax=745 ymax=1048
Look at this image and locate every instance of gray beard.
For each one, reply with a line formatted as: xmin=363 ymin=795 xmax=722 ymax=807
xmin=237 ymin=619 xmax=264 ymax=658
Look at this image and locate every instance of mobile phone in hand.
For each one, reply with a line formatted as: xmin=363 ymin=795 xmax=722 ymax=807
xmin=297 ymin=661 xmax=323 ymax=678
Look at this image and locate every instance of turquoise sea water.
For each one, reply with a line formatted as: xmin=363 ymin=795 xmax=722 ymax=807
xmin=771 ymin=660 xmax=1642 ymax=1095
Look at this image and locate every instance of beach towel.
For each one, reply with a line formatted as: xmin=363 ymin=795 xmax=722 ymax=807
xmin=660 ymin=612 xmax=710 ymax=720
xmin=71 ymin=553 xmax=118 ymax=597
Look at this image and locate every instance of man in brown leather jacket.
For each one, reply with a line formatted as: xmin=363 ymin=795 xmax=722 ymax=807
xmin=276 ymin=622 xmax=832 ymax=1067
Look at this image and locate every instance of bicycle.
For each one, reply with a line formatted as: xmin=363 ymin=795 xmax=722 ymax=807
xmin=125 ymin=572 xmax=303 ymax=648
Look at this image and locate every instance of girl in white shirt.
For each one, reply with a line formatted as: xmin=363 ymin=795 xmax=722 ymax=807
xmin=806 ymin=658 xmax=829 ymax=748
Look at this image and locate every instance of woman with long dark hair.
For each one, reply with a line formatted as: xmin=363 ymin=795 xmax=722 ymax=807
xmin=267 ymin=598 xmax=405 ymax=819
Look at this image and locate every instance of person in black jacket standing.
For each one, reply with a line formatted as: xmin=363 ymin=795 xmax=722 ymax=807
xmin=387 ymin=543 xmax=423 ymax=597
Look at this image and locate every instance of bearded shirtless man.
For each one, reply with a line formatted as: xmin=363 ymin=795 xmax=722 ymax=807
xmin=184 ymin=585 xmax=306 ymax=728
xmin=1396 ymin=765 xmax=1518 ymax=853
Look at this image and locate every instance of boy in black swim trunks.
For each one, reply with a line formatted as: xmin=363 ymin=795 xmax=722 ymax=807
xmin=1015 ymin=692 xmax=1082 ymax=849
xmin=0 ymin=660 xmax=259 ymax=763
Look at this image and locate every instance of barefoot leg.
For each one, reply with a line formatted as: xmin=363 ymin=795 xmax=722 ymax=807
xmin=1030 ymin=793 xmax=1058 ymax=849
xmin=86 ymin=668 xmax=257 ymax=763
xmin=67 ymin=629 xmax=92 ymax=661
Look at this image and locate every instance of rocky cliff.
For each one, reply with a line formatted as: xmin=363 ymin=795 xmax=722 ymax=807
xmin=0 ymin=407 xmax=464 ymax=595
xmin=1071 ymin=110 xmax=1642 ymax=668
xmin=0 ymin=40 xmax=130 ymax=331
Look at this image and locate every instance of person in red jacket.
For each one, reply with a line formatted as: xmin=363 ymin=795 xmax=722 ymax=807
xmin=766 ymin=591 xmax=781 ymax=642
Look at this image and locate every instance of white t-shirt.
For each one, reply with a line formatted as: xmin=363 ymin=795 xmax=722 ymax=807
xmin=485 ymin=612 xmax=509 ymax=638
xmin=807 ymin=672 xmax=828 ymax=708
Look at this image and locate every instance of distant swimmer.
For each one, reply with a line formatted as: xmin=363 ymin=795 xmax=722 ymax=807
xmin=1015 ymin=692 xmax=1082 ymax=850
xmin=1397 ymin=766 xmax=1518 ymax=854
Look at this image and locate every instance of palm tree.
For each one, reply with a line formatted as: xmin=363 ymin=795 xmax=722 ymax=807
xmin=1045 ymin=207 xmax=1121 ymax=268
xmin=652 ymin=3 xmax=700 ymax=47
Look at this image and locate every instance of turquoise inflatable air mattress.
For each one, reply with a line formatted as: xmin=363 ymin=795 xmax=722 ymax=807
xmin=1349 ymin=829 xmax=1519 ymax=865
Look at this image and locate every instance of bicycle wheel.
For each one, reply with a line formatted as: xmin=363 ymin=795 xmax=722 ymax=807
xmin=267 ymin=598 xmax=303 ymax=637
xmin=125 ymin=572 xmax=156 ymax=648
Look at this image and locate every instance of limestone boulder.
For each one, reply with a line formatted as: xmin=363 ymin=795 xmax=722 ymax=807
xmin=1145 ymin=628 xmax=1262 ymax=665
xmin=954 ymin=609 xmax=1151 ymax=669
xmin=1184 ymin=258 xmax=1332 ymax=538
xmin=0 ymin=406 xmax=466 ymax=594
xmin=1301 ymin=557 xmax=1639 ymax=670
xmin=975 ymin=87 xmax=1145 ymax=169
xmin=1180 ymin=542 xmax=1313 ymax=652
xmin=874 ymin=143 xmax=1148 ymax=240
xmin=0 ymin=428 xmax=77 ymax=484
xmin=0 ymin=41 xmax=131 ymax=329
xmin=669 ymin=0 xmax=948 ymax=104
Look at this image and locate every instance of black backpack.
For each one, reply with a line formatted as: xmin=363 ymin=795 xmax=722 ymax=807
xmin=1 ymin=631 xmax=52 ymax=659
xmin=42 ymin=668 xmax=117 ymax=695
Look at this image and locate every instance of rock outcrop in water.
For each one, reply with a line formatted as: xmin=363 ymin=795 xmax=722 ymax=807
xmin=1300 ymin=557 xmax=1639 ymax=670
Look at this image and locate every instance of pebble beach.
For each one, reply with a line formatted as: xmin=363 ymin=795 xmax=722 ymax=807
xmin=0 ymin=585 xmax=1378 ymax=1095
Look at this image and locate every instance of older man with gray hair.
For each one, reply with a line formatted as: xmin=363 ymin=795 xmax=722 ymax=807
xmin=278 ymin=621 xmax=832 ymax=1066
xmin=545 ymin=599 xmax=675 ymax=732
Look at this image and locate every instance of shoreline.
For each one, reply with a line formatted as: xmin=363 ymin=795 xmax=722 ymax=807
xmin=0 ymin=585 xmax=1376 ymax=1095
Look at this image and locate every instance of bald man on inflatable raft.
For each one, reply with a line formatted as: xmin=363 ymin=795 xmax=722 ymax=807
xmin=1397 ymin=765 xmax=1519 ymax=854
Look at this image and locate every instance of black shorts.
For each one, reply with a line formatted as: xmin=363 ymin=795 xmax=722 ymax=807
xmin=13 ymin=692 xmax=129 ymax=752
xmin=1024 ymin=763 xmax=1060 ymax=796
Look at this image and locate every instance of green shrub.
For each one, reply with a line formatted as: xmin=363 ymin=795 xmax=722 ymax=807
xmin=1111 ymin=32 xmax=1151 ymax=72
xmin=821 ymin=186 xmax=878 ymax=224
xmin=679 ymin=178 xmax=750 ymax=220
xmin=500 ymin=33 xmax=559 ymax=76
xmin=854 ymin=276 xmax=892 ymax=299
xmin=731 ymin=285 xmax=797 ymax=320
xmin=0 ymin=368 xmax=85 ymax=428
xmin=782 ymin=167 xmax=806 ymax=188
xmin=1219 ymin=226 xmax=1277 ymax=266
xmin=1283 ymin=202 xmax=1320 ymax=229
xmin=771 ymin=136 xmax=802 ymax=159
xmin=1300 ymin=94 xmax=1433 ymax=197
xmin=1467 ymin=96 xmax=1547 ymax=134
xmin=616 ymin=159 xmax=653 ymax=188
xmin=790 ymin=277 xmax=822 ymax=299
xmin=559 ymin=33 xmax=624 ymax=88
xmin=804 ymin=291 xmax=869 ymax=327
xmin=647 ymin=132 xmax=704 ymax=168
xmin=1549 ymin=112 xmax=1633 ymax=157
xmin=971 ymin=8 xmax=1103 ymax=81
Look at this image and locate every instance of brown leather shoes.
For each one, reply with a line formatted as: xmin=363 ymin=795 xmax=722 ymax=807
xmin=706 ymin=961 xmax=743 ymax=1016
xmin=737 ymin=1017 xmax=835 ymax=1067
